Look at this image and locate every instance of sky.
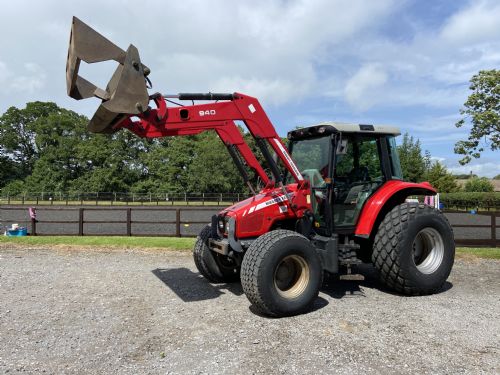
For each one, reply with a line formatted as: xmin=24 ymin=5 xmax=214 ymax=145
xmin=0 ymin=0 xmax=499 ymax=177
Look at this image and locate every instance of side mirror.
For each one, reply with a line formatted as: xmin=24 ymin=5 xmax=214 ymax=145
xmin=336 ymin=139 xmax=348 ymax=155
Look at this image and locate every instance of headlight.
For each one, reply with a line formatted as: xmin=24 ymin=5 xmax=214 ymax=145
xmin=218 ymin=218 xmax=225 ymax=230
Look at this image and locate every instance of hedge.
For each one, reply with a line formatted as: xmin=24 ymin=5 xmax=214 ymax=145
xmin=440 ymin=192 xmax=500 ymax=210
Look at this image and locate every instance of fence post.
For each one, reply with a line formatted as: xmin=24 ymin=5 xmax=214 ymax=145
xmin=175 ymin=208 xmax=181 ymax=237
xmin=78 ymin=208 xmax=84 ymax=236
xmin=202 ymin=193 xmax=205 ymax=206
xmin=127 ymin=208 xmax=132 ymax=236
xmin=31 ymin=217 xmax=37 ymax=236
xmin=7 ymin=194 xmax=10 ymax=205
xmin=491 ymin=213 xmax=497 ymax=247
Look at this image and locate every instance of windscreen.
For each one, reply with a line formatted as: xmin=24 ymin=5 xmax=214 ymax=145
xmin=289 ymin=136 xmax=331 ymax=187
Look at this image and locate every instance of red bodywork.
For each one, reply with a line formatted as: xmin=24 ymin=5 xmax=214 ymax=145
xmin=355 ymin=180 xmax=436 ymax=237
xmin=117 ymin=93 xmax=436 ymax=240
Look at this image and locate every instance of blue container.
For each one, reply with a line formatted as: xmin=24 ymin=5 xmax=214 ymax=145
xmin=6 ymin=227 xmax=28 ymax=236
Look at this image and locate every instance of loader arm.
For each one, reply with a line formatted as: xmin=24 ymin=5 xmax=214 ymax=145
xmin=66 ymin=17 xmax=305 ymax=192
xmin=114 ymin=93 xmax=304 ymax=187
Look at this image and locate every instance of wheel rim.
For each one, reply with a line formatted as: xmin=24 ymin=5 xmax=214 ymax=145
xmin=412 ymin=227 xmax=445 ymax=274
xmin=215 ymin=254 xmax=238 ymax=274
xmin=273 ymin=255 xmax=310 ymax=299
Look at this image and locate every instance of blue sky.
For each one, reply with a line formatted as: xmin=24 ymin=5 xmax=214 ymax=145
xmin=0 ymin=0 xmax=499 ymax=176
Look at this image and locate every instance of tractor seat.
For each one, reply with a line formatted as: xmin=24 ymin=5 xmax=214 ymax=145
xmin=347 ymin=166 xmax=369 ymax=183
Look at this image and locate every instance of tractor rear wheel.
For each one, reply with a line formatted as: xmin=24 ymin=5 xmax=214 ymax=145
xmin=193 ymin=225 xmax=240 ymax=283
xmin=241 ymin=230 xmax=323 ymax=317
xmin=372 ymin=203 xmax=455 ymax=295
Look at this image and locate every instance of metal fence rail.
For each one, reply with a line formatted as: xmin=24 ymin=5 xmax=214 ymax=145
xmin=0 ymin=192 xmax=252 ymax=206
xmin=0 ymin=206 xmax=498 ymax=247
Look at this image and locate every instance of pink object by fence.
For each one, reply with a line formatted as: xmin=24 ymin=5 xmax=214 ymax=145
xmin=29 ymin=207 xmax=37 ymax=220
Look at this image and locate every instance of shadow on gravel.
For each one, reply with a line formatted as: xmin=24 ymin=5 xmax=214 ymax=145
xmin=152 ymin=267 xmax=243 ymax=302
xmin=321 ymin=264 xmax=454 ymax=299
xmin=248 ymin=296 xmax=330 ymax=318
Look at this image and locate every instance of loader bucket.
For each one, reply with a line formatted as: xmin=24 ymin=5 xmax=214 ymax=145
xmin=66 ymin=17 xmax=150 ymax=133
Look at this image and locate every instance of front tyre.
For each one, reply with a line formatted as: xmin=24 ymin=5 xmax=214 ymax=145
xmin=193 ymin=225 xmax=240 ymax=283
xmin=241 ymin=230 xmax=323 ymax=317
xmin=372 ymin=203 xmax=455 ymax=295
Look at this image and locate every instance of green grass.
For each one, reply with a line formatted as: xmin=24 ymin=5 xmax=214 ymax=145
xmin=456 ymin=247 xmax=500 ymax=260
xmin=0 ymin=236 xmax=498 ymax=259
xmin=0 ymin=235 xmax=196 ymax=250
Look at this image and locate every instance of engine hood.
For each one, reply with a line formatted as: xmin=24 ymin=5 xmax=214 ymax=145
xmin=218 ymin=185 xmax=303 ymax=238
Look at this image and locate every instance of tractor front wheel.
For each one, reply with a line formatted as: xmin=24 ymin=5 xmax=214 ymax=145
xmin=193 ymin=225 xmax=240 ymax=283
xmin=372 ymin=203 xmax=455 ymax=295
xmin=241 ymin=230 xmax=323 ymax=317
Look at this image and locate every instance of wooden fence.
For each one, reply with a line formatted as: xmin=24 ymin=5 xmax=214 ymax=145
xmin=1 ymin=206 xmax=498 ymax=247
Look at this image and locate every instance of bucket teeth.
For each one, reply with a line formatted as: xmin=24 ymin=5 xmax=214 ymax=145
xmin=66 ymin=16 xmax=150 ymax=133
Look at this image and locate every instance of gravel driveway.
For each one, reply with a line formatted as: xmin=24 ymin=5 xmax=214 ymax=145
xmin=0 ymin=245 xmax=498 ymax=374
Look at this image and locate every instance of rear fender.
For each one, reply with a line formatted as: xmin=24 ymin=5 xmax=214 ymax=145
xmin=355 ymin=180 xmax=436 ymax=238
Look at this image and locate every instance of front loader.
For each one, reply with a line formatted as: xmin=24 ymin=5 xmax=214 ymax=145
xmin=66 ymin=17 xmax=455 ymax=317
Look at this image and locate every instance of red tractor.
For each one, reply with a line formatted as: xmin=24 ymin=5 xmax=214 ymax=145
xmin=67 ymin=18 xmax=455 ymax=317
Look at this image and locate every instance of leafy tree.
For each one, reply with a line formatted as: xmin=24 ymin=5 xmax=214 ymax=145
xmin=0 ymin=102 xmax=62 ymax=180
xmin=425 ymin=161 xmax=459 ymax=193
xmin=463 ymin=177 xmax=494 ymax=192
xmin=453 ymin=173 xmax=477 ymax=179
xmin=397 ymin=133 xmax=428 ymax=182
xmin=494 ymin=174 xmax=500 ymax=180
xmin=70 ymin=131 xmax=148 ymax=192
xmin=0 ymin=155 xmax=16 ymax=188
xmin=455 ymin=69 xmax=500 ymax=164
xmin=186 ymin=131 xmax=245 ymax=193
xmin=133 ymin=131 xmax=246 ymax=194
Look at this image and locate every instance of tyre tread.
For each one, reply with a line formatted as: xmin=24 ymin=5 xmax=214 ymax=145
xmin=372 ymin=203 xmax=454 ymax=295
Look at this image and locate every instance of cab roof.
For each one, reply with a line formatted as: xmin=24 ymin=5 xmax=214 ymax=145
xmin=288 ymin=122 xmax=401 ymax=140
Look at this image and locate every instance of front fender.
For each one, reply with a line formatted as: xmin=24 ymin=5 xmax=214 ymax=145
xmin=355 ymin=180 xmax=436 ymax=238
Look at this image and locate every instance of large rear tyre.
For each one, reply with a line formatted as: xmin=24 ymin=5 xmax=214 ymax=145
xmin=372 ymin=203 xmax=455 ymax=295
xmin=193 ymin=225 xmax=240 ymax=283
xmin=241 ymin=230 xmax=323 ymax=317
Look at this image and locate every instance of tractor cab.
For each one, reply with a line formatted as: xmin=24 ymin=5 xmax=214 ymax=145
xmin=287 ymin=122 xmax=403 ymax=236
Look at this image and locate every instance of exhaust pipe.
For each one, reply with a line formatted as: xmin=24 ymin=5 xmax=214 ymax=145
xmin=66 ymin=17 xmax=150 ymax=133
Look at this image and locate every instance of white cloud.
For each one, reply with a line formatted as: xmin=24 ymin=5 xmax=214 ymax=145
xmin=0 ymin=0 xmax=398 ymax=113
xmin=447 ymin=160 xmax=500 ymax=178
xmin=440 ymin=0 xmax=500 ymax=45
xmin=0 ymin=62 xmax=46 ymax=95
xmin=344 ymin=64 xmax=388 ymax=111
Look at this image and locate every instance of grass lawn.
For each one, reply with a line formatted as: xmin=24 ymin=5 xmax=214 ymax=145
xmin=455 ymin=247 xmax=500 ymax=260
xmin=0 ymin=236 xmax=498 ymax=259
xmin=0 ymin=235 xmax=196 ymax=250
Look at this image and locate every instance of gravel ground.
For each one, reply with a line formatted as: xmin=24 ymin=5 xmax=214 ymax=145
xmin=0 ymin=245 xmax=499 ymax=375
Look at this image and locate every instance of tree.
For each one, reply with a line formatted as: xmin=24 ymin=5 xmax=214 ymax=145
xmin=464 ymin=177 xmax=494 ymax=192
xmin=453 ymin=173 xmax=477 ymax=179
xmin=397 ymin=133 xmax=428 ymax=182
xmin=455 ymin=69 xmax=500 ymax=164
xmin=425 ymin=161 xmax=459 ymax=193
xmin=0 ymin=155 xmax=16 ymax=188
xmin=0 ymin=102 xmax=88 ymax=192
xmin=70 ymin=130 xmax=149 ymax=193
xmin=0 ymin=102 xmax=62 ymax=181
